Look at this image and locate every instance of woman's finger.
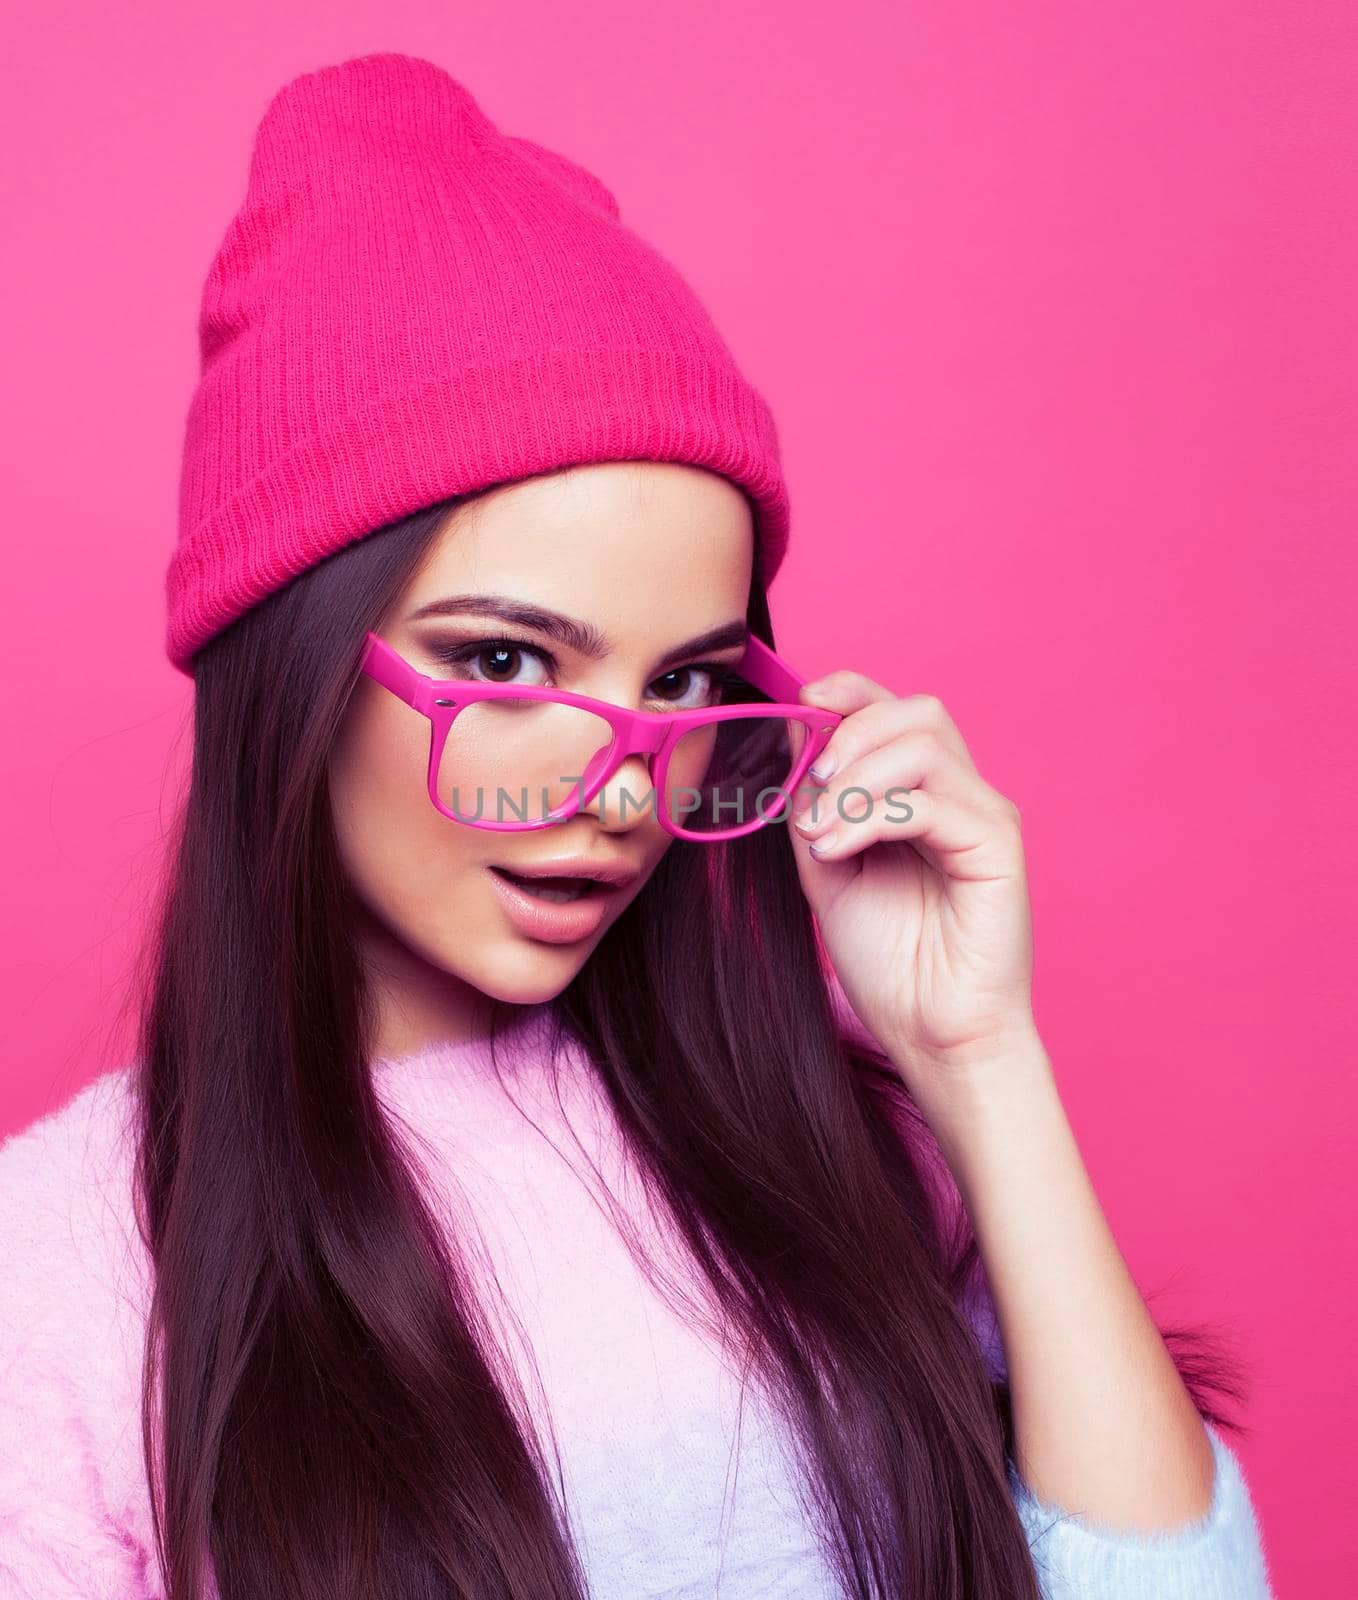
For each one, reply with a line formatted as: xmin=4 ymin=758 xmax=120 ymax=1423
xmin=800 ymin=681 xmax=977 ymax=773
xmin=792 ymin=729 xmax=1011 ymax=834
xmin=792 ymin=774 xmax=1022 ymax=879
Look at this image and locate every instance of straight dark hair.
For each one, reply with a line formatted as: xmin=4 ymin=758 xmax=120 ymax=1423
xmin=129 ymin=498 xmax=1249 ymax=1599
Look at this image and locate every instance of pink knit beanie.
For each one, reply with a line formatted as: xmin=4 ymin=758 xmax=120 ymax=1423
xmin=165 ymin=51 xmax=791 ymax=675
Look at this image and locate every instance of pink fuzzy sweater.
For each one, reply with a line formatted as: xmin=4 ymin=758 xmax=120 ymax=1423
xmin=0 ymin=1004 xmax=1274 ymax=1598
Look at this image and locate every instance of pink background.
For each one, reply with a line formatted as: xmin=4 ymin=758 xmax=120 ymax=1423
xmin=2 ymin=3 xmax=1353 ymax=1592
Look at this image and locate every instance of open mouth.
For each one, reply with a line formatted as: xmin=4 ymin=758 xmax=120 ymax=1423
xmin=490 ymin=867 xmax=599 ymax=904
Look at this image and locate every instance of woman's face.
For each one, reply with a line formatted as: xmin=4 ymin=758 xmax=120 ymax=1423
xmin=330 ymin=460 xmax=755 ymax=1055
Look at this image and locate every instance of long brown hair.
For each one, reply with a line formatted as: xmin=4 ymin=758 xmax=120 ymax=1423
xmin=130 ymin=498 xmax=1249 ymax=1598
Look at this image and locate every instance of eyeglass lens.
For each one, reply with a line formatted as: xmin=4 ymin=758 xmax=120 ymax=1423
xmin=434 ymin=675 xmax=809 ymax=832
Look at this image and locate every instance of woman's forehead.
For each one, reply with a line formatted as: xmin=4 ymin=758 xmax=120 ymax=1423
xmin=406 ymin=466 xmax=755 ymax=617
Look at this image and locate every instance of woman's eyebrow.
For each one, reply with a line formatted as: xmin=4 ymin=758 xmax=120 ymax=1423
xmin=407 ymin=594 xmax=750 ymax=668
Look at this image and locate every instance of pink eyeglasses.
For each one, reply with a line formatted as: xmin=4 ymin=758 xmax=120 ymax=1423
xmin=359 ymin=630 xmax=842 ymax=842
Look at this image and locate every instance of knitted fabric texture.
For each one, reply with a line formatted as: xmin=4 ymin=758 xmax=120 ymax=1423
xmin=165 ymin=51 xmax=791 ymax=674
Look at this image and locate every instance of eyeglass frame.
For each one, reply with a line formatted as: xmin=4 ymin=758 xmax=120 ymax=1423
xmin=359 ymin=629 xmax=843 ymax=842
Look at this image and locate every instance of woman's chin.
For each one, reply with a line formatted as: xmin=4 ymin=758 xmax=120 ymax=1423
xmin=469 ymin=941 xmax=594 ymax=1006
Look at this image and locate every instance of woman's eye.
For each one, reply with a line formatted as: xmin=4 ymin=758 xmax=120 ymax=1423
xmin=429 ymin=640 xmax=552 ymax=686
xmin=648 ymin=664 xmax=738 ymax=709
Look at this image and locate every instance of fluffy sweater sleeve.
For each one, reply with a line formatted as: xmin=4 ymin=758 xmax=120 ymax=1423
xmin=0 ymin=1070 xmax=159 ymax=1599
xmin=1008 ymin=1422 xmax=1276 ymax=1599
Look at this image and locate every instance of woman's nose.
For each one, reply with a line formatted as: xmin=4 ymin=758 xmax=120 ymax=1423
xmin=578 ymin=751 xmax=658 ymax=832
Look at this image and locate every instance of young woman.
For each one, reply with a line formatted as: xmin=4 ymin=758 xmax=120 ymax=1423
xmin=0 ymin=52 xmax=1274 ymax=1600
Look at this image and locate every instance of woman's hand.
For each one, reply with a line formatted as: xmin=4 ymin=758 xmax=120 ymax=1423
xmin=785 ymin=675 xmax=1245 ymax=1552
xmin=786 ymin=669 xmax=1040 ymax=1104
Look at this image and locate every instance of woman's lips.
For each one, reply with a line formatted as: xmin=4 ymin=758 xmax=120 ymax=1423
xmin=487 ymin=866 xmax=618 ymax=945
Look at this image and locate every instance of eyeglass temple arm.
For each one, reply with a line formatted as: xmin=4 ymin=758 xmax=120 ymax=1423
xmin=737 ymin=632 xmax=811 ymax=705
xmin=360 ymin=632 xmax=421 ymax=706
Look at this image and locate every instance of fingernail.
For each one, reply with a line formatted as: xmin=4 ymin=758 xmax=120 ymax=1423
xmin=809 ymin=755 xmax=837 ymax=781
xmin=809 ymin=832 xmax=838 ymax=857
